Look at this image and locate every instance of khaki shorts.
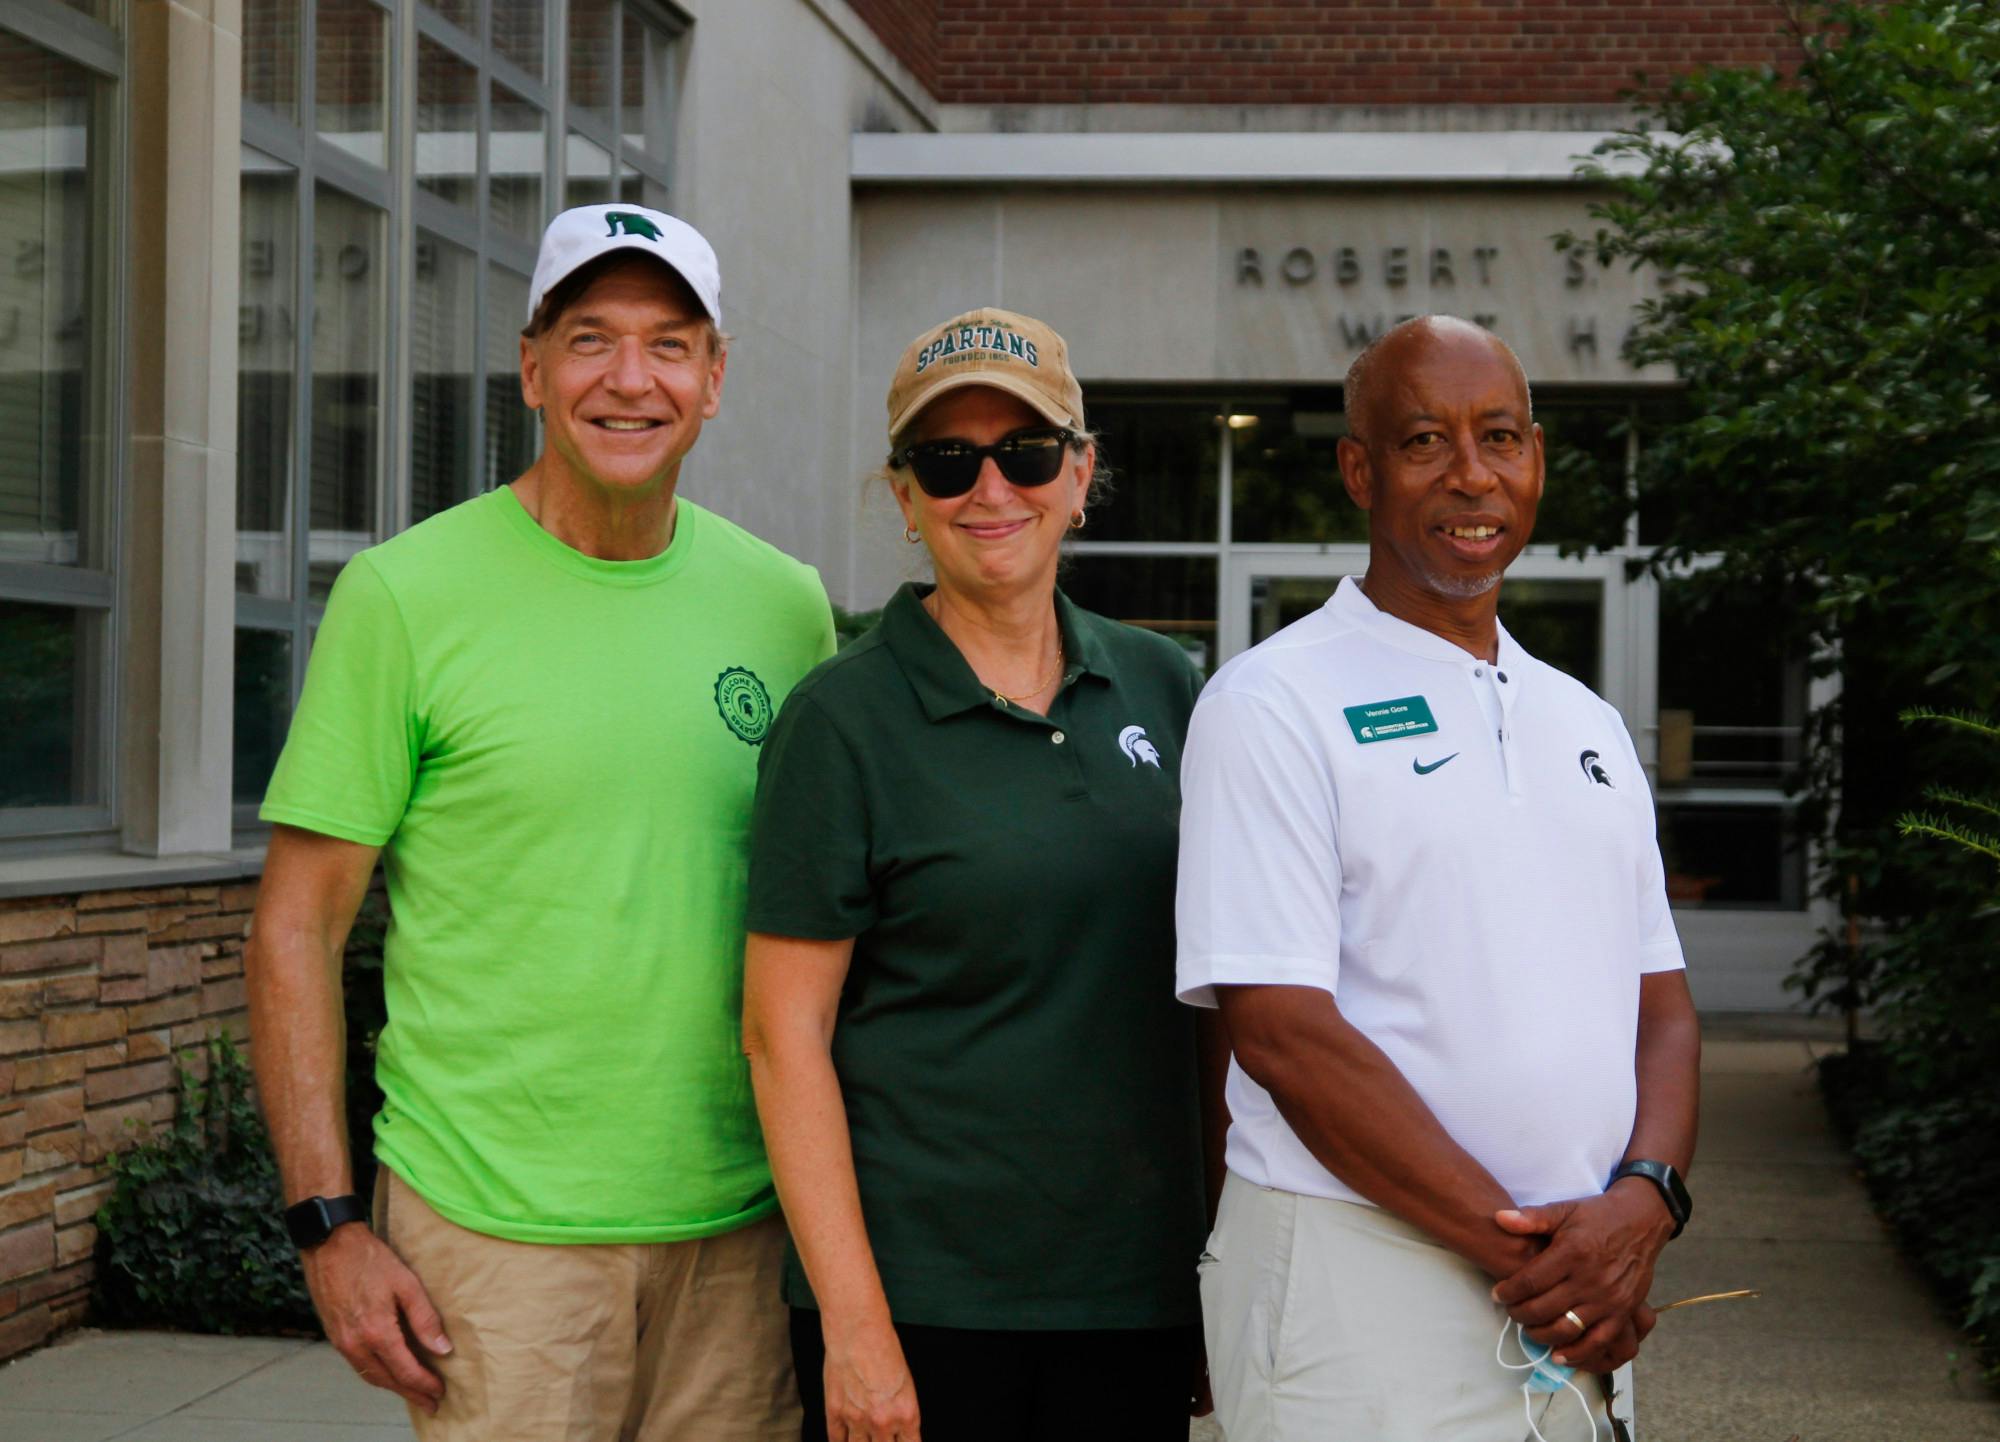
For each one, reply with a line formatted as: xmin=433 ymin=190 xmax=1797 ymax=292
xmin=1200 ymin=1171 xmax=1621 ymax=1442
xmin=376 ymin=1168 xmax=799 ymax=1442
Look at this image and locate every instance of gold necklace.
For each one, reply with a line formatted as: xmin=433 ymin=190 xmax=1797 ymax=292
xmin=991 ymin=639 xmax=1065 ymax=707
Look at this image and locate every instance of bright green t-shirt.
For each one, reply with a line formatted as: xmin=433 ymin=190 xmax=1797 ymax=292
xmin=261 ymin=487 xmax=835 ymax=1243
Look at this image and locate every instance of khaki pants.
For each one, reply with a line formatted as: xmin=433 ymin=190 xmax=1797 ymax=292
xmin=376 ymin=1168 xmax=799 ymax=1442
xmin=1200 ymin=1171 xmax=1617 ymax=1442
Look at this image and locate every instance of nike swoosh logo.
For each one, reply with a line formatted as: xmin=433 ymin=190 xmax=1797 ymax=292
xmin=1412 ymin=753 xmax=1459 ymax=775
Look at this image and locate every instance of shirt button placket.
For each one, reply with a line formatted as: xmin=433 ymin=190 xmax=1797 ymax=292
xmin=1494 ymin=662 xmax=1524 ymax=802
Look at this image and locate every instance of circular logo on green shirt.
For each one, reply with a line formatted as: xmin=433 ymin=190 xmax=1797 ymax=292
xmin=714 ymin=666 xmax=774 ymax=745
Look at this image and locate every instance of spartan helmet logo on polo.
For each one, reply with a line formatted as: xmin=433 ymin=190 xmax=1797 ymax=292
xmin=604 ymin=212 xmax=663 ymax=241
xmin=1118 ymin=725 xmax=1163 ymax=769
xmin=1579 ymin=749 xmax=1614 ymax=787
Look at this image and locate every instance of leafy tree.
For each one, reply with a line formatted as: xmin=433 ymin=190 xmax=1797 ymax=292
xmin=1563 ymin=0 xmax=2000 ymax=1366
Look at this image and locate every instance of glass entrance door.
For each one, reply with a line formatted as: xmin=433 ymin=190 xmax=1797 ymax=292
xmin=1230 ymin=552 xmax=1631 ymax=718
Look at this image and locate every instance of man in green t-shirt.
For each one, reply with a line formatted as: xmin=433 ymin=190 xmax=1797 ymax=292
xmin=244 ymin=205 xmax=834 ymax=1442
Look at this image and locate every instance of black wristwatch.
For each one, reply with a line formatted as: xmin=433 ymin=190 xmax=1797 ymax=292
xmin=284 ymin=1194 xmax=369 ymax=1251
xmin=1610 ymin=1160 xmax=1691 ymax=1239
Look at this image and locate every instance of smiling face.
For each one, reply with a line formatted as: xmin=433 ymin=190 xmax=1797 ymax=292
xmin=890 ymin=385 xmax=1092 ymax=607
xmin=519 ymin=255 xmax=726 ymax=503
xmin=1337 ymin=320 xmax=1544 ymax=610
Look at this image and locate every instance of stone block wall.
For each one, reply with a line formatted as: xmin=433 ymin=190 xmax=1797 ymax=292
xmin=0 ymin=882 xmax=258 ymax=1361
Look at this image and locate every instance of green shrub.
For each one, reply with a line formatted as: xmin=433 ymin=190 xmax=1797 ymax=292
xmin=831 ymin=603 xmax=882 ymax=650
xmin=91 ymin=903 xmax=390 ymax=1336
xmin=1815 ymin=707 xmax=2000 ymax=1382
xmin=343 ymin=895 xmax=389 ymax=1205
xmin=92 ymin=1035 xmax=316 ymax=1334
xmin=1822 ymin=1045 xmax=2000 ymax=1378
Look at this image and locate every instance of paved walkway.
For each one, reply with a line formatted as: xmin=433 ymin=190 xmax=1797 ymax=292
xmin=1634 ymin=1026 xmax=1999 ymax=1440
xmin=3 ymin=1027 xmax=1995 ymax=1441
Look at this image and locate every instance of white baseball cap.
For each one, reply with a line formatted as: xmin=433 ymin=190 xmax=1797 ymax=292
xmin=526 ymin=204 xmax=722 ymax=329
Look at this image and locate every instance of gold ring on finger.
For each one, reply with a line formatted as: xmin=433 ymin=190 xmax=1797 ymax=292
xmin=1563 ymin=1308 xmax=1586 ymax=1335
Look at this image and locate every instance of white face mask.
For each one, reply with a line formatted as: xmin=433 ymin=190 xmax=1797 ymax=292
xmin=1495 ymin=1316 xmax=1598 ymax=1442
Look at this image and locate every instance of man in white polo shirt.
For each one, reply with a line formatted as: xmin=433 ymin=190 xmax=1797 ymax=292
xmin=1177 ymin=315 xmax=1699 ymax=1441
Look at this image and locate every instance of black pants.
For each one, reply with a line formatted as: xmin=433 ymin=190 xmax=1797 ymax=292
xmin=790 ymin=1306 xmax=1200 ymax=1441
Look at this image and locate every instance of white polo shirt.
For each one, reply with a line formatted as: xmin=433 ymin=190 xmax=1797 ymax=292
xmin=1176 ymin=577 xmax=1685 ymax=1209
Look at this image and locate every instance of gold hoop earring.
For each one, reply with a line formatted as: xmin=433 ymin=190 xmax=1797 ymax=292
xmin=904 ymin=525 xmax=922 ymax=544
xmin=1069 ymin=510 xmax=1087 ymax=531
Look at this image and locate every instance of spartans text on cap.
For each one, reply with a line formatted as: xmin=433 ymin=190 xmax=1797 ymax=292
xmin=913 ymin=324 xmax=1040 ymax=375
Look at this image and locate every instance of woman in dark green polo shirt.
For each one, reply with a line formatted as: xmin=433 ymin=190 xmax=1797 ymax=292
xmin=742 ymin=307 xmax=1213 ymax=1442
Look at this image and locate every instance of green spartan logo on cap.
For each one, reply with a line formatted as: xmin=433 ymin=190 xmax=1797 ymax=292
xmin=714 ymin=667 xmax=774 ymax=745
xmin=605 ymin=212 xmax=663 ymax=240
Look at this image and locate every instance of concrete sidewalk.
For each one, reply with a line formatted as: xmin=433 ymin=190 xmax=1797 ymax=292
xmin=0 ymin=1331 xmax=405 ymax=1440
xmin=1635 ymin=1026 xmax=1999 ymax=1439
xmin=3 ymin=1029 xmax=1996 ymax=1441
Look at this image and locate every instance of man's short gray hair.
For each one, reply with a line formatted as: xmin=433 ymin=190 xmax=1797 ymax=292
xmin=1343 ymin=316 xmax=1532 ymax=444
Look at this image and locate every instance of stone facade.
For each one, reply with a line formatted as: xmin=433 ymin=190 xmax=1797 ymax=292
xmin=0 ymin=883 xmax=257 ymax=1362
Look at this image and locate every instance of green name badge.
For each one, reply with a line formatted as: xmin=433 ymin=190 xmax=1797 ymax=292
xmin=1343 ymin=695 xmax=1439 ymax=745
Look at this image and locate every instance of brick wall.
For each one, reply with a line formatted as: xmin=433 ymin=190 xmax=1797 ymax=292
xmin=0 ymin=883 xmax=257 ymax=1362
xmin=847 ymin=0 xmax=942 ymax=93
xmin=857 ymin=0 xmax=1797 ymax=106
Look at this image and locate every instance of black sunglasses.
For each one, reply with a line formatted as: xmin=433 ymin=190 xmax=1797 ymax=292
xmin=888 ymin=425 xmax=1078 ymax=498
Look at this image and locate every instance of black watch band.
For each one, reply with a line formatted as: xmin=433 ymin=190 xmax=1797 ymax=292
xmin=1610 ymin=1159 xmax=1691 ymax=1239
xmin=284 ymin=1193 xmax=369 ymax=1251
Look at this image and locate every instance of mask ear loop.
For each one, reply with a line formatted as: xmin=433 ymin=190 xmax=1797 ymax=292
xmin=1495 ymin=1316 xmax=1597 ymax=1442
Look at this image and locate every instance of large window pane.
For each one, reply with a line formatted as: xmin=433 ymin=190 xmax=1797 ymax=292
xmin=238 ymin=150 xmax=297 ymax=598
xmin=621 ymin=10 xmax=671 ymax=156
xmin=1249 ymin=574 xmax=1340 ymax=648
xmin=415 ymin=37 xmax=477 ymax=210
xmin=1656 ymin=579 xmax=1807 ymax=789
xmin=1657 ymin=802 xmax=1807 ymax=910
xmin=493 ymin=0 xmax=545 ymax=77
xmin=1534 ymin=398 xmax=1631 ymax=550
xmin=411 ymin=234 xmax=477 ymax=522
xmin=618 ymin=162 xmax=665 ymax=209
xmin=490 ymin=83 xmax=544 ymax=241
xmin=1230 ymin=395 xmax=1366 ymax=544
xmin=243 ymin=0 xmax=299 ymax=118
xmin=0 ymin=36 xmax=94 ymax=569
xmin=310 ymin=186 xmax=385 ymax=600
xmin=1635 ymin=396 xmax=1695 ymax=546
xmin=1060 ymin=555 xmax=1218 ymax=673
xmin=1501 ymin=578 xmax=1602 ymax=693
xmin=316 ymin=0 xmax=387 ymax=169
xmin=421 ymin=0 xmax=476 ymax=36
xmin=0 ymin=600 xmax=99 ymax=808
xmin=485 ymin=266 xmax=534 ymax=490
xmin=567 ymin=0 xmax=614 ymax=130
xmin=233 ymin=628 xmax=293 ymax=803
xmin=1083 ymin=397 xmax=1219 ymax=543
xmin=565 ymin=132 xmax=613 ymax=209
xmin=1654 ymin=578 xmax=1809 ymax=911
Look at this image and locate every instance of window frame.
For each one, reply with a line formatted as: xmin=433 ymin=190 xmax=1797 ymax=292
xmin=230 ymin=0 xmax=688 ymax=827
xmin=0 ymin=0 xmax=128 ymax=850
xmin=236 ymin=0 xmax=401 ymax=825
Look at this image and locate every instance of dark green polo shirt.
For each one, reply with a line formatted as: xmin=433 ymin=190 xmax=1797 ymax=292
xmin=747 ymin=582 xmax=1206 ymax=1330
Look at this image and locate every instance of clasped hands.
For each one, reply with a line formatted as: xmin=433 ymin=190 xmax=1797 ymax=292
xmin=1486 ymin=1180 xmax=1674 ymax=1374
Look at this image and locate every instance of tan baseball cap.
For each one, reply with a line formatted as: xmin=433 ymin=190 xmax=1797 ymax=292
xmin=885 ymin=307 xmax=1085 ymax=444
